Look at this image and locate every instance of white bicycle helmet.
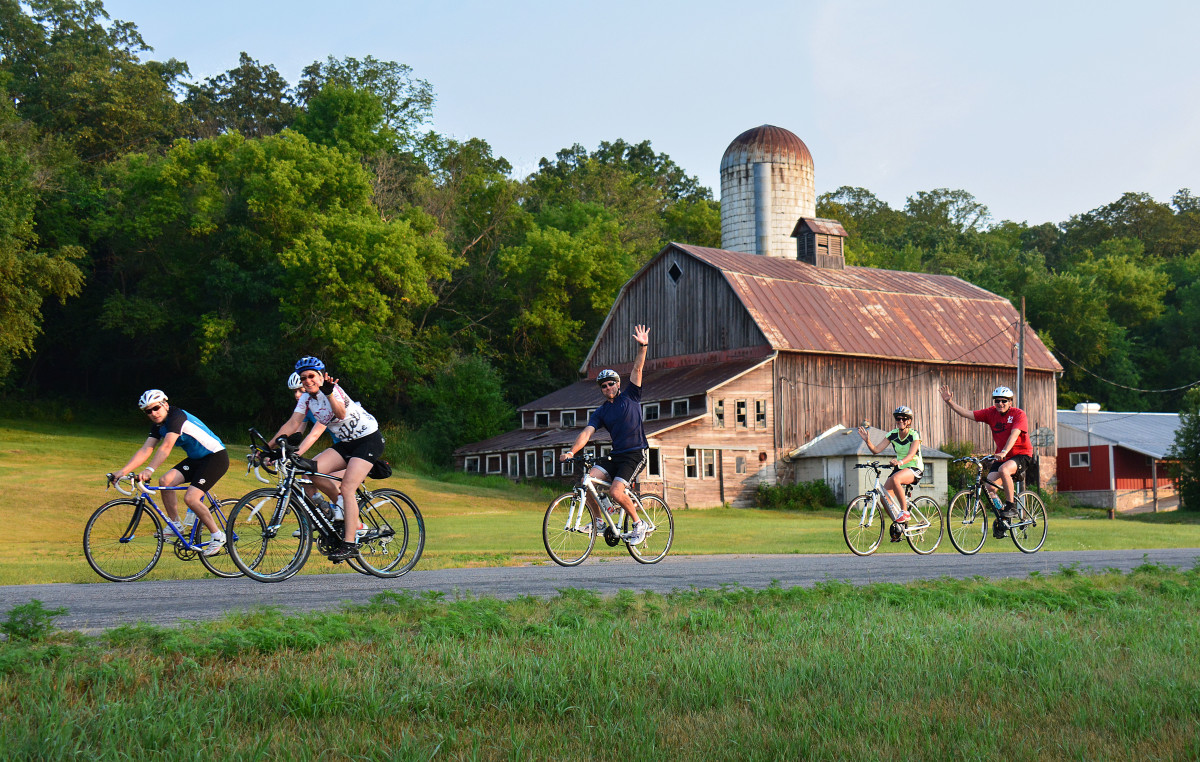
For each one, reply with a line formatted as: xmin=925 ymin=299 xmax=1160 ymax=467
xmin=596 ymin=369 xmax=620 ymax=385
xmin=893 ymin=405 xmax=913 ymax=418
xmin=287 ymin=372 xmax=303 ymax=390
xmin=138 ymin=389 xmax=168 ymax=410
xmin=992 ymin=386 xmax=1014 ymax=400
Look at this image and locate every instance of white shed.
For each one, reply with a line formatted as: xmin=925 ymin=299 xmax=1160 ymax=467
xmin=784 ymin=425 xmax=951 ymax=504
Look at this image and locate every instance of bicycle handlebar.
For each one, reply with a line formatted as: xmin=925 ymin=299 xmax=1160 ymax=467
xmin=106 ymin=472 xmax=148 ymax=497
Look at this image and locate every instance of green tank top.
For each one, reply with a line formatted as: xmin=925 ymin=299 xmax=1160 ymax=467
xmin=886 ymin=429 xmax=923 ymax=472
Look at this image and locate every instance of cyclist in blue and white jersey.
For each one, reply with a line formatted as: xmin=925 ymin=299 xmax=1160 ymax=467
xmin=560 ymin=324 xmax=652 ymax=545
xmin=270 ymin=357 xmax=384 ymax=561
xmin=113 ymin=390 xmax=229 ymax=556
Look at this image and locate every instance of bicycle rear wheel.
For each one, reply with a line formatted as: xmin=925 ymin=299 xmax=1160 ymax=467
xmin=83 ymin=498 xmax=164 ymax=582
xmin=353 ymin=490 xmax=425 ymax=578
xmin=1010 ymin=490 xmax=1048 ymax=553
xmin=226 ymin=488 xmax=311 ymax=582
xmin=947 ymin=490 xmax=987 ymax=555
xmin=543 ymin=492 xmax=596 ymax=566
xmin=843 ymin=495 xmax=884 ymax=556
xmin=625 ymin=494 xmax=673 ymax=564
xmin=905 ymin=496 xmax=943 ymax=555
xmin=198 ymin=498 xmax=257 ymax=578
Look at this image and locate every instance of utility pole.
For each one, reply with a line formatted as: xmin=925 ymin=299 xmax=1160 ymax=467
xmin=1017 ymin=296 xmax=1026 ymax=410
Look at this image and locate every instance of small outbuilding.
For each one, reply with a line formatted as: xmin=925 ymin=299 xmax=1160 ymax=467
xmin=1056 ymin=407 xmax=1180 ymax=512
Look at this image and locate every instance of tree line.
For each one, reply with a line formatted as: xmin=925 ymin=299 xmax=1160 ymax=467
xmin=3 ymin=0 xmax=1198 ymax=467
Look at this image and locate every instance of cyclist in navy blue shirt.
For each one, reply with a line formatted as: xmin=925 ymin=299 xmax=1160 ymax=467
xmin=113 ymin=390 xmax=230 ymax=556
xmin=562 ymin=324 xmax=652 ymax=545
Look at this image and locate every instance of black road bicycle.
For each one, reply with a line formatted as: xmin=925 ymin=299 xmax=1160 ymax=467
xmin=947 ymin=455 xmax=1048 ymax=554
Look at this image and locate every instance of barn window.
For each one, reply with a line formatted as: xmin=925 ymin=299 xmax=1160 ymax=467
xmin=542 ymin=450 xmax=555 ymax=476
xmin=755 ymin=400 xmax=767 ymax=428
xmin=508 ymin=453 xmax=519 ymax=476
xmin=702 ymin=449 xmax=718 ymax=478
xmin=486 ymin=455 xmax=502 ymax=474
xmin=600 ymin=445 xmax=611 ymax=458
xmin=736 ymin=400 xmax=748 ymax=428
xmin=685 ymin=447 xmax=697 ymax=478
xmin=713 ymin=399 xmax=725 ymax=428
xmin=668 ymin=261 xmax=683 ymax=283
xmin=672 ymin=399 xmax=689 ymax=417
xmin=526 ymin=451 xmax=537 ymax=477
xmin=1070 ymin=452 xmax=1090 ymax=468
xmin=736 ymin=456 xmax=747 ymax=474
xmin=647 ymin=448 xmax=661 ymax=477
xmin=560 ymin=411 xmax=576 ymax=427
xmin=465 ymin=456 xmax=480 ymax=474
xmin=534 ymin=411 xmax=550 ymax=427
xmin=643 ymin=403 xmax=660 ymax=421
xmin=561 ymin=449 xmax=574 ymax=475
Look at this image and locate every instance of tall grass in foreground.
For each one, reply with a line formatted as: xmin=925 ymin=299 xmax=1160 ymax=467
xmin=2 ymin=564 xmax=1198 ymax=760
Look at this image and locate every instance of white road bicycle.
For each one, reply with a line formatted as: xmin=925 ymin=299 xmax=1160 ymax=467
xmin=843 ymin=461 xmax=944 ymax=556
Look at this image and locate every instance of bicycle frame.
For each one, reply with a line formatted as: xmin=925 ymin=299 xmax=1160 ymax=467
xmin=955 ymin=457 xmax=1035 ymax=532
xmin=108 ymin=475 xmax=224 ymax=551
xmin=568 ymin=458 xmax=654 ymax=536
xmin=853 ymin=463 xmax=930 ymax=534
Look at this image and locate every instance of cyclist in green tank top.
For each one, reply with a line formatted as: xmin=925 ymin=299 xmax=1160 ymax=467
xmin=856 ymin=405 xmax=924 ymax=522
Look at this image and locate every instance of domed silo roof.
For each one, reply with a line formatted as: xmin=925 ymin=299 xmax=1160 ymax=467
xmin=720 ymin=125 xmax=814 ymax=172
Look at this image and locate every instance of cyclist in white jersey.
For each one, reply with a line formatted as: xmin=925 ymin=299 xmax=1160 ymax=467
xmin=269 ymin=357 xmax=383 ymax=561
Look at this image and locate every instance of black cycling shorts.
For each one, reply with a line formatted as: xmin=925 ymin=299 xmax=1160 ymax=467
xmin=594 ymin=449 xmax=648 ymax=486
xmin=170 ymin=450 xmax=230 ymax=490
xmin=996 ymin=454 xmax=1033 ymax=481
xmin=331 ymin=431 xmax=385 ymax=466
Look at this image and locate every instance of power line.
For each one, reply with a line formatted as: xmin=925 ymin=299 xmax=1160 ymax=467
xmin=1055 ymin=350 xmax=1200 ymax=394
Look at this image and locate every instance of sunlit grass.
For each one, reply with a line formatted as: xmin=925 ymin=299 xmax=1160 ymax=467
xmin=2 ymin=418 xmax=1199 ymax=584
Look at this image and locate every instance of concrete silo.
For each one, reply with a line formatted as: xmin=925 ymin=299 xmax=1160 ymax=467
xmin=720 ymin=125 xmax=815 ymax=258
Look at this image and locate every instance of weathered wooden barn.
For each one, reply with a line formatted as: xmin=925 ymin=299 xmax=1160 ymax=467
xmin=455 ymin=239 xmax=1062 ymax=507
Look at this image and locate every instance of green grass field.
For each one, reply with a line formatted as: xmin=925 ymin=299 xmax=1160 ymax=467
xmin=1 ymin=565 xmax=1197 ymax=759
xmin=2 ymin=417 xmax=1199 ymax=585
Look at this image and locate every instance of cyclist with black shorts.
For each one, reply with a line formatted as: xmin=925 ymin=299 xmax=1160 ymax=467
xmin=856 ymin=405 xmax=924 ymax=522
xmin=270 ymin=357 xmax=384 ymax=561
xmin=560 ymin=324 xmax=652 ymax=545
xmin=940 ymin=384 xmax=1033 ymax=537
xmin=112 ymin=390 xmax=230 ymax=556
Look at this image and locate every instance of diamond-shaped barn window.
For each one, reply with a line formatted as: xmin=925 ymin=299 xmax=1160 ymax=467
xmin=668 ymin=262 xmax=682 ymax=283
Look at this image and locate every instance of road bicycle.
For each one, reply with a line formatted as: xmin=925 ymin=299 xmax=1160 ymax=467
xmin=947 ymin=455 xmax=1047 ymax=554
xmin=843 ymin=461 xmax=943 ymax=556
xmin=543 ymin=452 xmax=674 ymax=566
xmin=84 ymin=474 xmax=251 ymax=582
xmin=224 ymin=429 xmax=424 ymax=582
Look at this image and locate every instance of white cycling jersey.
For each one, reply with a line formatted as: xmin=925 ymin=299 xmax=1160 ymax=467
xmin=294 ymin=385 xmax=378 ymax=441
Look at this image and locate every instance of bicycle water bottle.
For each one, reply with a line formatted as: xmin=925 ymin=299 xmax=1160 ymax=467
xmin=990 ymin=494 xmax=1004 ymax=512
xmin=332 ymin=496 xmax=345 ymax=521
xmin=600 ymin=495 xmax=619 ymax=516
xmin=183 ymin=509 xmax=196 ymax=529
xmin=881 ymin=492 xmax=900 ymax=521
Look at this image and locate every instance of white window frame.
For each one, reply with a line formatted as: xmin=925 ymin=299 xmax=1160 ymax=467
xmin=486 ymin=454 xmax=502 ymax=474
xmin=525 ymin=451 xmax=537 ymax=477
xmin=643 ymin=402 xmax=660 ymax=421
xmin=600 ymin=445 xmax=611 ymax=457
xmin=560 ymin=410 xmax=577 ymax=427
xmin=685 ymin=447 xmax=698 ymax=478
xmin=713 ymin=399 xmax=725 ymax=429
xmin=561 ymin=449 xmax=574 ymax=475
xmin=755 ymin=399 xmax=767 ymax=428
xmin=507 ymin=453 xmax=520 ymax=476
xmin=464 ymin=456 xmax=480 ymax=474
xmin=702 ymin=449 xmax=718 ymax=478
xmin=1069 ymin=451 xmax=1090 ymax=468
xmin=736 ymin=400 xmax=748 ymax=428
xmin=647 ymin=447 xmax=662 ymax=477
xmin=542 ymin=449 xmax=555 ymax=477
xmin=671 ymin=399 xmax=689 ymax=417
xmin=534 ymin=411 xmax=550 ymax=428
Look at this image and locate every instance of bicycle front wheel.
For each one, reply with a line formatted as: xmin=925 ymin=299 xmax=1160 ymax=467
xmin=543 ymin=492 xmax=596 ymax=566
xmin=198 ymin=498 xmax=256 ymax=578
xmin=905 ymin=496 xmax=943 ymax=555
xmin=843 ymin=495 xmax=884 ymax=556
xmin=353 ymin=490 xmax=425 ymax=578
xmin=83 ymin=498 xmax=164 ymax=582
xmin=626 ymin=494 xmax=674 ymax=564
xmin=1010 ymin=491 xmax=1048 ymax=553
xmin=226 ymin=488 xmax=311 ymax=582
xmin=947 ymin=490 xmax=988 ymax=555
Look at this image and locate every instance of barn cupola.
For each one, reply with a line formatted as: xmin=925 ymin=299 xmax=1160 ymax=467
xmin=720 ymin=125 xmax=815 ymax=258
xmin=791 ymin=217 xmax=848 ymax=270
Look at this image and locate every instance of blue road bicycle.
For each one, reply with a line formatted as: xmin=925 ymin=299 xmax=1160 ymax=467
xmin=84 ymin=474 xmax=260 ymax=582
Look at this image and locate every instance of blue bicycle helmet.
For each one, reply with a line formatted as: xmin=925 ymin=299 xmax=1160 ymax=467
xmin=294 ymin=356 xmax=325 ymax=373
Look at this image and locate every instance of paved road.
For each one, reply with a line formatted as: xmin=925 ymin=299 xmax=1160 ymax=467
xmin=3 ymin=548 xmax=1197 ymax=633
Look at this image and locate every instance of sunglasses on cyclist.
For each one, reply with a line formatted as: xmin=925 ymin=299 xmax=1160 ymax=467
xmin=144 ymin=405 xmax=163 ymax=415
xmin=993 ymin=398 xmax=1011 ymax=405
xmin=894 ymin=415 xmax=911 ymax=421
xmin=599 ymin=380 xmax=618 ymax=389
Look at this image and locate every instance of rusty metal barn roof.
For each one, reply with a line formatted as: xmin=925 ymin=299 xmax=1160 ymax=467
xmin=791 ymin=218 xmax=848 ymax=237
xmin=669 ymin=244 xmax=1061 ymax=372
xmin=518 ymin=359 xmax=768 ymax=411
xmin=720 ymin=125 xmax=814 ymax=168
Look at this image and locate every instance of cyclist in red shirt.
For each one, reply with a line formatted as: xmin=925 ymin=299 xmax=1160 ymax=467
xmin=939 ymin=384 xmax=1033 ymax=538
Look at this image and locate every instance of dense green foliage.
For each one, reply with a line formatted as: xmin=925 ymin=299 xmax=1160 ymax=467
xmin=1 ymin=566 xmax=1197 ymax=758
xmin=754 ymin=479 xmax=836 ymax=510
xmin=3 ymin=0 xmax=1199 ymax=469
xmin=1169 ymin=388 xmax=1200 ymax=510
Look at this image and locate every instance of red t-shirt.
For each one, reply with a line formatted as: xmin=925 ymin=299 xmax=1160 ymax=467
xmin=973 ymin=406 xmax=1033 ymax=457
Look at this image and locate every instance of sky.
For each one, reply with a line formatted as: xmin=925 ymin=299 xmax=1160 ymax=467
xmin=102 ymin=0 xmax=1200 ymax=226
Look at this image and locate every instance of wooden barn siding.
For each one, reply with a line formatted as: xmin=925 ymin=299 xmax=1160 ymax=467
xmin=773 ymin=353 xmax=1058 ymax=459
xmin=588 ymin=254 xmax=767 ymax=371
